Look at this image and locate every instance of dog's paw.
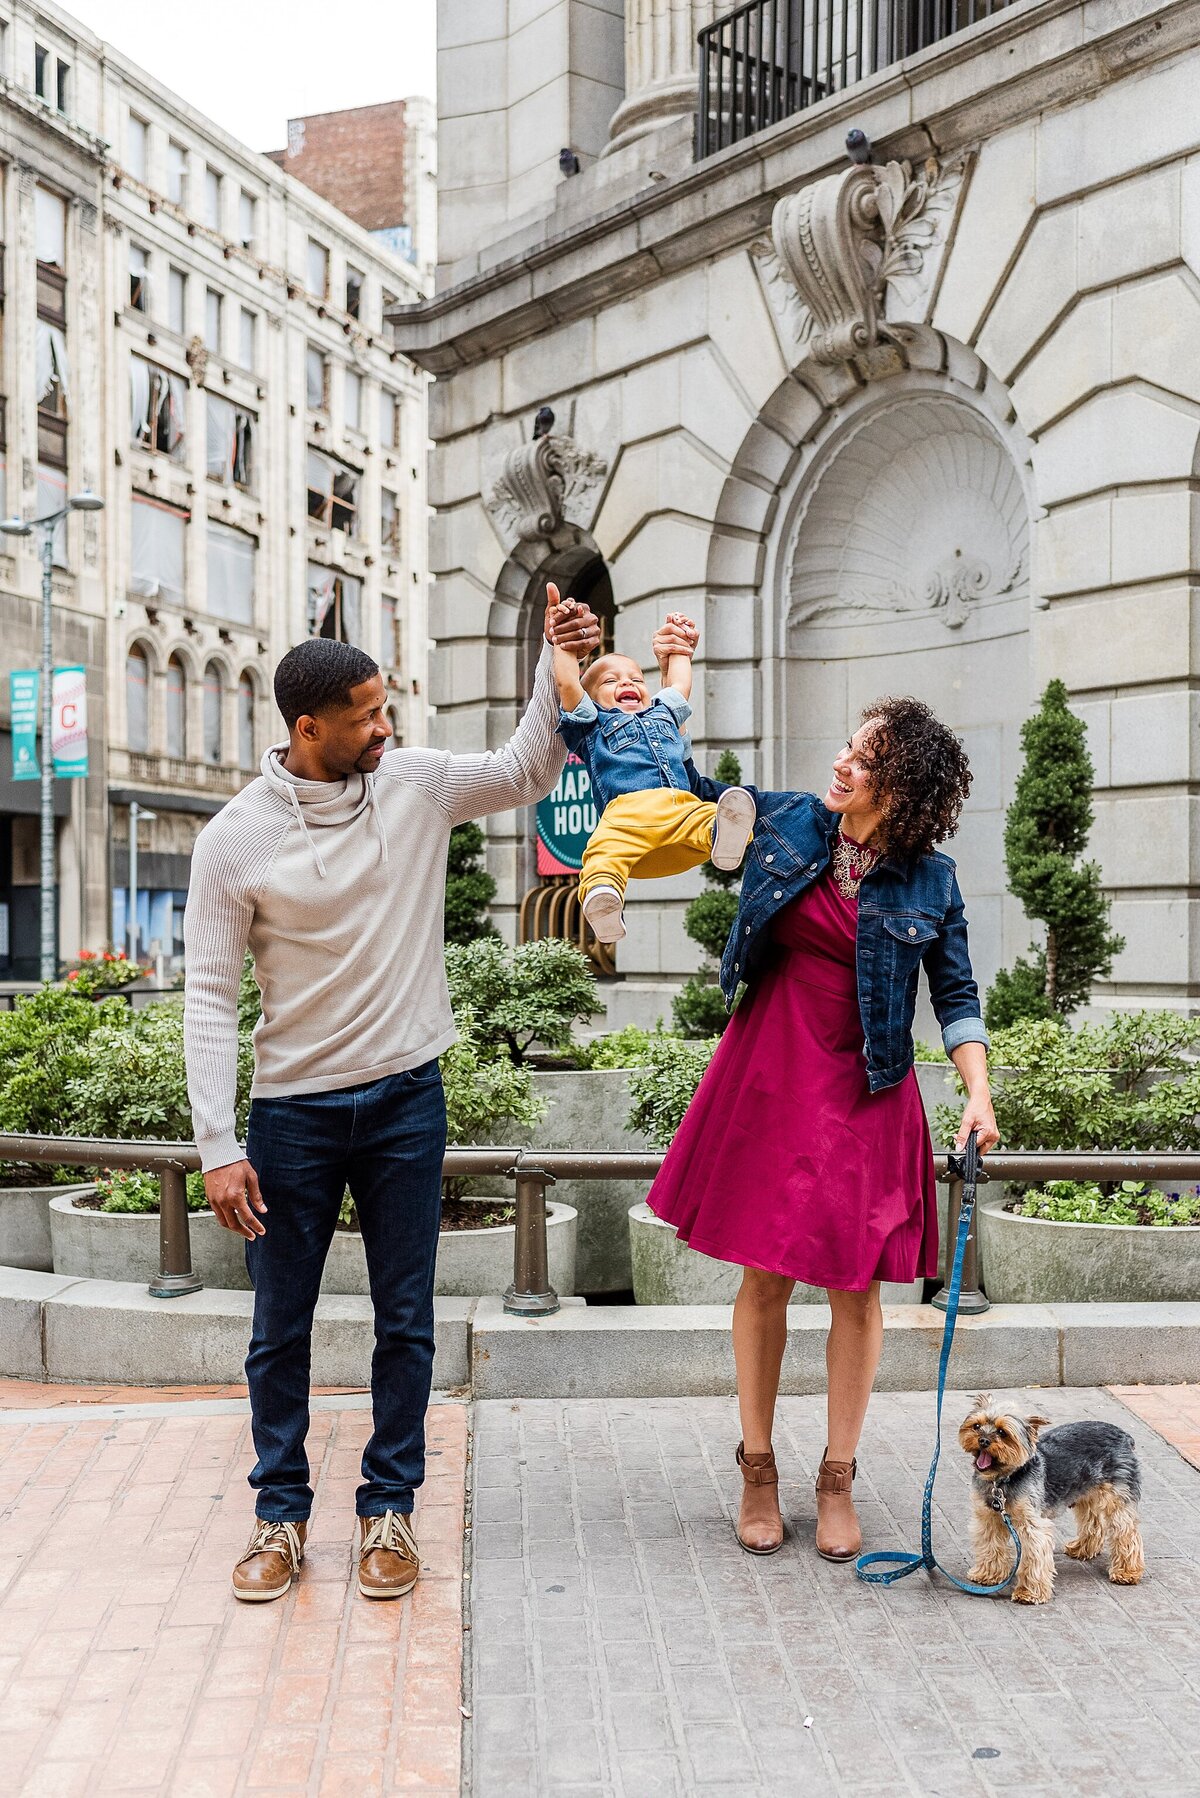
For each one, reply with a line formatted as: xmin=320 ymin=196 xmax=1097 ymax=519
xmin=1108 ymin=1566 xmax=1144 ymax=1586
xmin=1011 ymin=1586 xmax=1051 ymax=1605
xmin=1064 ymin=1538 xmax=1096 ymax=1562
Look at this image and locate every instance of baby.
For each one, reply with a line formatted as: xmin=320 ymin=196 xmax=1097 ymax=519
xmin=552 ymin=605 xmax=754 ymax=943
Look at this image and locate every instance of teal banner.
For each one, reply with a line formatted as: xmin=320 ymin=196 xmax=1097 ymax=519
xmin=10 ymin=671 xmax=38 ymax=781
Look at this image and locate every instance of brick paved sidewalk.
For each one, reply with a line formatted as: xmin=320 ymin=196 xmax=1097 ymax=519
xmin=467 ymin=1388 xmax=1200 ymax=1797
xmin=0 ymin=1384 xmax=466 ymax=1796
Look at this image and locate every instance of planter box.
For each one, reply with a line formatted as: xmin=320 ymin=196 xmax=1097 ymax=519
xmin=48 ymin=1192 xmax=578 ymax=1300
xmin=525 ymin=1069 xmax=653 ymax=1293
xmin=979 ymin=1202 xmax=1200 ymax=1303
xmin=628 ymin=1204 xmax=922 ymax=1305
xmin=1 ymin=1184 xmax=95 ymax=1273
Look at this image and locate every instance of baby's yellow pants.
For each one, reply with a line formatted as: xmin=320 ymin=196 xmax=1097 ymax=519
xmin=578 ymin=789 xmax=718 ymax=903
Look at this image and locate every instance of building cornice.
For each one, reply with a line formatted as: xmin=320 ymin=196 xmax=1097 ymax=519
xmin=390 ymin=0 xmax=1200 ymax=376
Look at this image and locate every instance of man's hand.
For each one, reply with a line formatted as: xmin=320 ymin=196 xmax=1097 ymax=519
xmin=544 ymin=582 xmax=601 ymax=662
xmin=652 ymin=612 xmax=699 ymax=680
xmin=205 ymin=1160 xmax=267 ymax=1240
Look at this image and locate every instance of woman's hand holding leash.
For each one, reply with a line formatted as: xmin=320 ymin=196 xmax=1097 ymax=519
xmin=950 ymin=1040 xmax=999 ymax=1153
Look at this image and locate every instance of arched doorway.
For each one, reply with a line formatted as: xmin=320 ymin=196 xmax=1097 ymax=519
xmin=769 ymin=382 xmax=1034 ymax=1002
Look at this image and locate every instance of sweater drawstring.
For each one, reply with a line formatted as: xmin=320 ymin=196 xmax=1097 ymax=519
xmin=367 ymin=777 xmax=389 ymax=864
xmin=284 ymin=783 xmax=327 ymax=877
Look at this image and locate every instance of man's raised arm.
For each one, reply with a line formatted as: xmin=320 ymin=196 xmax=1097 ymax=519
xmin=392 ymin=584 xmax=600 ymax=827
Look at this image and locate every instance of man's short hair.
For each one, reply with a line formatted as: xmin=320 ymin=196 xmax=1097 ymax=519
xmin=274 ymin=638 xmax=379 ymax=728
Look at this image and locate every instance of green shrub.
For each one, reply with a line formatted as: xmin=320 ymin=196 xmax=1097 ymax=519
xmin=63 ymin=950 xmax=145 ymax=996
xmin=444 ymin=936 xmax=600 ymax=1064
xmin=984 ymin=956 xmax=1052 ymax=1031
xmin=576 ymin=1024 xmax=676 ymax=1069
xmin=681 ymin=889 xmax=739 ymax=962
xmin=444 ymin=821 xmax=497 ymax=945
xmin=1012 ymin=1179 xmax=1200 ymax=1227
xmin=671 ymin=978 xmax=729 ymax=1040
xmin=935 ymin=1010 xmax=1200 ymax=1163
xmin=60 ymin=1000 xmax=254 ymax=1143
xmin=439 ymin=1009 xmax=546 ymax=1197
xmin=627 ymin=1035 xmax=718 ymax=1148
xmin=95 ymin=1167 xmax=209 ymax=1214
xmin=912 ymin=1039 xmax=948 ymax=1063
xmin=238 ymin=955 xmax=262 ymax=1034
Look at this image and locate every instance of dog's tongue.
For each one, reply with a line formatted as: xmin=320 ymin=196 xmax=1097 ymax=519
xmin=975 ymin=1450 xmax=994 ymax=1470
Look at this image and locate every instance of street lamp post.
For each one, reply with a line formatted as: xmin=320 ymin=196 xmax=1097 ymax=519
xmin=0 ymin=491 xmax=104 ymax=983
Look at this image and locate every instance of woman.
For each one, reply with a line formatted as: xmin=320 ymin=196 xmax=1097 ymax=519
xmin=648 ymin=698 xmax=999 ymax=1561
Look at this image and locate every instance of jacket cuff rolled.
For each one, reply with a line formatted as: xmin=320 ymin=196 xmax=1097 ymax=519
xmin=197 ymin=1129 xmax=246 ymax=1173
xmin=942 ymin=1017 xmax=990 ymax=1054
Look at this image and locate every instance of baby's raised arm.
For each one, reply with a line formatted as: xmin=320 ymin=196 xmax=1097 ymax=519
xmin=549 ymin=587 xmax=587 ymax=710
xmin=658 ymin=612 xmax=698 ymax=703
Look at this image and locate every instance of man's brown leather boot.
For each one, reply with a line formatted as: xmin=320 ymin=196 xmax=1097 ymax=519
xmin=358 ymin=1510 xmax=419 ymax=1599
xmin=735 ymin=1442 xmax=784 ymax=1554
xmin=814 ymin=1451 xmax=861 ymax=1562
xmin=231 ymin=1519 xmax=306 ymax=1602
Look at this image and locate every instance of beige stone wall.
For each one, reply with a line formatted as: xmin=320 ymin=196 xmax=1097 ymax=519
xmin=411 ymin=0 xmax=1200 ymax=1017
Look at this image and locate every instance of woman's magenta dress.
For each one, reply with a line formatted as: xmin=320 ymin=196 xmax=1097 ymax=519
xmin=647 ymin=873 xmax=937 ymax=1291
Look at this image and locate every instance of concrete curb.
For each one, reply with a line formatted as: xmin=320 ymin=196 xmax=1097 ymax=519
xmin=4 ymin=1269 xmax=1200 ymax=1394
xmin=0 ymin=1266 xmax=474 ymax=1388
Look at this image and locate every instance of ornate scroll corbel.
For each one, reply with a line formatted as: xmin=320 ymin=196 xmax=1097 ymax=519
xmin=487 ymin=431 xmax=608 ymax=547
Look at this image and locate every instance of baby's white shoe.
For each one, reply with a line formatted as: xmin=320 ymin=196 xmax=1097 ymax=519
xmin=711 ymin=787 xmax=755 ymax=871
xmin=582 ymin=884 xmax=626 ymax=943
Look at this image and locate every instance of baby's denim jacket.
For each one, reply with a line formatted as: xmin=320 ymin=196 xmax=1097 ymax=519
xmin=556 ymin=688 xmax=692 ymax=812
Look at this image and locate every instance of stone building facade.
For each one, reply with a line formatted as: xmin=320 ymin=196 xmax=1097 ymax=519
xmin=0 ymin=0 xmax=430 ymax=977
xmin=396 ymin=0 xmax=1200 ymax=1026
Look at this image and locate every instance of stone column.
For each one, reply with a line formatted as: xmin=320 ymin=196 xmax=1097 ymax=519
xmin=605 ymin=0 xmax=722 ymax=155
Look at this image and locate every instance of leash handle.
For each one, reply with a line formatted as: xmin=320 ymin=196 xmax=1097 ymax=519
xmin=856 ymin=1129 xmax=1022 ymax=1596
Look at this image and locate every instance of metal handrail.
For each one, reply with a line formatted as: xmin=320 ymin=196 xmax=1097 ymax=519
xmin=5 ymin=1135 xmax=1200 ymax=1316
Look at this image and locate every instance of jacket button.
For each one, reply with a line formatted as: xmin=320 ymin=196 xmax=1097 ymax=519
xmin=765 ymin=853 xmax=774 ymax=863
xmin=744 ymin=925 xmax=751 ymax=936
xmin=808 ymin=863 xmax=818 ymax=873
xmin=773 ymin=890 xmax=782 ymax=900
xmin=734 ymin=961 xmax=739 ymax=972
xmin=908 ymin=926 xmax=917 ymax=937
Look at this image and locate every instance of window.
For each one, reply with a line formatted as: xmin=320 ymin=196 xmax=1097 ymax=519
xmin=203 ymin=663 xmax=223 ymax=764
xmin=306 ymin=238 xmax=328 ymax=298
xmin=237 ymin=673 xmax=256 ymax=770
xmin=382 ymin=594 xmax=397 ymax=665
xmin=380 ymin=489 xmax=400 ymax=556
xmin=127 ymin=114 xmax=148 ymax=182
xmin=206 ymin=393 xmax=254 ymax=490
xmin=307 ymin=563 xmax=362 ymax=644
xmin=305 ymin=345 xmax=328 ymax=412
xmin=238 ymin=307 xmax=256 ymax=371
xmin=238 ymin=190 xmax=256 ymax=250
xmin=379 ymin=389 xmax=399 ymax=451
xmin=130 ymin=357 xmax=187 ymax=461
xmin=55 ymin=59 xmax=68 ymax=114
xmin=344 ymin=369 xmax=362 ymax=434
xmin=204 ymin=166 xmax=221 ymax=231
xmin=126 ymin=647 xmax=150 ymax=752
xmin=36 ymin=322 xmax=69 ymax=467
xmin=205 ymin=288 xmax=222 ymax=354
xmin=129 ymin=243 xmax=149 ymax=313
xmin=165 ymin=656 xmax=187 ymax=759
xmin=345 ymin=266 xmax=363 ymax=319
xmin=306 ymin=451 xmax=358 ymax=535
xmin=130 ymin=494 xmax=187 ymax=605
xmin=34 ymin=44 xmax=48 ymax=98
xmin=37 ymin=466 xmax=68 ymax=566
xmin=206 ymin=521 xmax=256 ymax=625
xmin=168 ymin=267 xmax=187 ymax=336
xmin=167 ymin=141 xmax=187 ymax=207
xmin=35 ymin=188 xmax=66 ymax=324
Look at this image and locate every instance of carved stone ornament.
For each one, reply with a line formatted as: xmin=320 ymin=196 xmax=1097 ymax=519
xmin=487 ymin=433 xmax=608 ymax=546
xmin=754 ymin=154 xmax=969 ymax=367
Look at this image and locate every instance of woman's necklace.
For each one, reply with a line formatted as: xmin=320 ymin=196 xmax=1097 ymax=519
xmin=831 ymin=830 xmax=881 ymax=899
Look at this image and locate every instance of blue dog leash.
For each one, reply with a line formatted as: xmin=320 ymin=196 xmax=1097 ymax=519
xmin=854 ymin=1129 xmax=1022 ymax=1596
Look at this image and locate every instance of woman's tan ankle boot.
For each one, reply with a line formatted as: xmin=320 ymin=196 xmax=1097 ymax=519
xmin=814 ymin=1451 xmax=861 ymax=1562
xmin=735 ymin=1442 xmax=784 ymax=1555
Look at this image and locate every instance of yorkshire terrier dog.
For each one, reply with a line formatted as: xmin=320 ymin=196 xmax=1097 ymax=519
xmin=959 ymin=1399 xmax=1145 ymax=1604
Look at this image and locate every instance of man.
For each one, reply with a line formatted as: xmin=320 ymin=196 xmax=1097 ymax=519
xmin=183 ymin=588 xmax=599 ymax=1603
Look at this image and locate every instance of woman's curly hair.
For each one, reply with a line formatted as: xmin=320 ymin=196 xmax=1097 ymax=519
xmin=858 ymin=697 xmax=972 ymax=861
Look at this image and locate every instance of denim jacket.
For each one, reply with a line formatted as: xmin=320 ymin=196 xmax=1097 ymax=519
xmin=557 ymin=688 xmax=692 ymax=813
xmin=686 ymin=771 xmax=989 ymax=1093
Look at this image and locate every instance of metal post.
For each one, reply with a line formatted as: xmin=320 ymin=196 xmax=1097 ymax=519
xmin=128 ymin=800 xmax=140 ymax=963
xmin=931 ymin=1169 xmax=989 ymax=1315
xmin=503 ymin=1163 xmax=559 ymax=1317
xmin=39 ymin=527 xmax=55 ymax=984
xmin=149 ymin=1163 xmax=203 ymax=1298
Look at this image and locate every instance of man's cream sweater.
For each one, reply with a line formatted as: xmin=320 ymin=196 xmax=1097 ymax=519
xmin=183 ymin=644 xmax=564 ymax=1172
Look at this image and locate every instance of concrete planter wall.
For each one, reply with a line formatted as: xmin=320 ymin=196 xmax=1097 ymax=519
xmin=979 ymin=1203 xmax=1200 ymax=1304
xmin=628 ymin=1204 xmax=922 ymax=1305
xmin=0 ymin=1184 xmax=95 ymax=1273
xmin=48 ymin=1192 xmax=578 ymax=1299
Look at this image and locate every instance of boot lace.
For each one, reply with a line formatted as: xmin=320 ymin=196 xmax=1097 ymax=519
xmin=241 ymin=1519 xmax=303 ymax=1572
xmin=360 ymin=1510 xmax=418 ymax=1563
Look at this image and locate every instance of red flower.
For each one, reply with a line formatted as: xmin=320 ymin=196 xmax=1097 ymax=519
xmin=67 ymin=969 xmax=79 ymax=980
xmin=79 ymin=949 xmax=96 ymax=961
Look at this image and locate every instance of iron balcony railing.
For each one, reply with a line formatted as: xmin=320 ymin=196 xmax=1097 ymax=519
xmin=5 ymin=1136 xmax=1200 ymax=1319
xmin=697 ymin=0 xmax=1016 ymax=159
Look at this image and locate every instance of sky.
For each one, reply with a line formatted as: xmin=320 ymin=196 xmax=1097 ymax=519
xmin=73 ymin=0 xmax=437 ymax=153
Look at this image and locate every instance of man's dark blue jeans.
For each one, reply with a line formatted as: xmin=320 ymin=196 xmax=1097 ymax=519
xmin=243 ymin=1061 xmax=447 ymax=1523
